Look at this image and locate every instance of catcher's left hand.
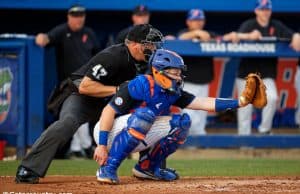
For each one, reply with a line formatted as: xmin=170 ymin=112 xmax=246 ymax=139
xmin=239 ymin=73 xmax=267 ymax=108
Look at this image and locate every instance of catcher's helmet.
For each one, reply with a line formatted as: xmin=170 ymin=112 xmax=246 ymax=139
xmin=149 ymin=49 xmax=186 ymax=93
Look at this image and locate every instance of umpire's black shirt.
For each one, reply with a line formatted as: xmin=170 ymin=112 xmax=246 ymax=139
xmin=71 ymin=43 xmax=146 ymax=86
xmin=238 ymin=19 xmax=294 ymax=79
xmin=48 ymin=23 xmax=100 ymax=82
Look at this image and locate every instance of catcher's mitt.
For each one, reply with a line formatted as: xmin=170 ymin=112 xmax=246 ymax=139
xmin=239 ymin=73 xmax=267 ymax=108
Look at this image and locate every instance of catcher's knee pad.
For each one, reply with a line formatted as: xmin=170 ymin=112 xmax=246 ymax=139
xmin=169 ymin=113 xmax=191 ymax=143
xmin=127 ymin=107 xmax=156 ymax=139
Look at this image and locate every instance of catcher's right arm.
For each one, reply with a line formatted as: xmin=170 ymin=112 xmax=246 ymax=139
xmin=239 ymin=73 xmax=267 ymax=108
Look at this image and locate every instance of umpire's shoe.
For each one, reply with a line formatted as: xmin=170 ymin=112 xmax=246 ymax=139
xmin=132 ymin=164 xmax=179 ymax=181
xmin=96 ymin=166 xmax=119 ymax=184
xmin=15 ymin=166 xmax=39 ymax=184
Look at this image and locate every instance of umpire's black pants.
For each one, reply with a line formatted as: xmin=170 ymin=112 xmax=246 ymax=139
xmin=21 ymin=93 xmax=106 ymax=177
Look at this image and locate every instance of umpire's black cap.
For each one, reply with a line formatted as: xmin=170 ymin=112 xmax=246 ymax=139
xmin=68 ymin=5 xmax=86 ymax=16
xmin=126 ymin=24 xmax=163 ymax=44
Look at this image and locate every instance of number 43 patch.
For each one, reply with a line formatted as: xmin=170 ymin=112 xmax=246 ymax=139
xmin=92 ymin=64 xmax=108 ymax=80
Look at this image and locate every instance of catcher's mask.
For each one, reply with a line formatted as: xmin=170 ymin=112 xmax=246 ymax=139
xmin=149 ymin=49 xmax=186 ymax=94
xmin=126 ymin=24 xmax=164 ymax=62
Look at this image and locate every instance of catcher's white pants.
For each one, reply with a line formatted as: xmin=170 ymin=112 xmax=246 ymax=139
xmin=236 ymin=78 xmax=278 ymax=135
xmin=93 ymin=114 xmax=171 ymax=152
xmin=70 ymin=122 xmax=92 ymax=152
xmin=182 ymin=82 xmax=208 ymax=135
xmin=295 ymin=66 xmax=300 ymax=125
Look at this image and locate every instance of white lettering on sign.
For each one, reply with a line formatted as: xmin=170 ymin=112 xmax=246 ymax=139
xmin=200 ymin=43 xmax=275 ymax=53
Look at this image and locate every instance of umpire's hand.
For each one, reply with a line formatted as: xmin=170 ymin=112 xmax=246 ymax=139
xmin=94 ymin=145 xmax=108 ymax=165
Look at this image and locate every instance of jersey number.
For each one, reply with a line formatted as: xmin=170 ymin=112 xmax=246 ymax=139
xmin=92 ymin=64 xmax=108 ymax=79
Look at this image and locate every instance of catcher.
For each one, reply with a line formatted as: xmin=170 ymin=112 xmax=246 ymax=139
xmin=93 ymin=49 xmax=266 ymax=184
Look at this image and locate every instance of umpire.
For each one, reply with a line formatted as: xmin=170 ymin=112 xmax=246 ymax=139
xmin=15 ymin=24 xmax=164 ymax=184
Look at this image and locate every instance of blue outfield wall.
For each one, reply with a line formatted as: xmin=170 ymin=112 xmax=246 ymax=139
xmin=0 ymin=0 xmax=300 ymax=12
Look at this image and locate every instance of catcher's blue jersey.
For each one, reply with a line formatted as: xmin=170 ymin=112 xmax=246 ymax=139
xmin=128 ymin=75 xmax=182 ymax=115
xmin=109 ymin=75 xmax=195 ymax=116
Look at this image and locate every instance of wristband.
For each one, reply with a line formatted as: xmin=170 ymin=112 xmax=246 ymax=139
xmin=99 ymin=130 xmax=109 ymax=146
xmin=215 ymin=98 xmax=239 ymax=112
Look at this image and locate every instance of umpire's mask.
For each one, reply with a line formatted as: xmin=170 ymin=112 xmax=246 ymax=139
xmin=140 ymin=27 xmax=164 ymax=62
xmin=126 ymin=24 xmax=164 ymax=62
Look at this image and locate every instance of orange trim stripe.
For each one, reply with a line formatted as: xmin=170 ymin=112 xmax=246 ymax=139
xmin=145 ymin=75 xmax=154 ymax=97
xmin=128 ymin=128 xmax=146 ymax=140
xmin=178 ymin=141 xmax=185 ymax=145
xmin=170 ymin=106 xmax=181 ymax=114
xmin=151 ymin=144 xmax=161 ymax=157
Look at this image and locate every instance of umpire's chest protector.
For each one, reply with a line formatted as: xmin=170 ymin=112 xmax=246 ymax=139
xmin=128 ymin=75 xmax=180 ymax=116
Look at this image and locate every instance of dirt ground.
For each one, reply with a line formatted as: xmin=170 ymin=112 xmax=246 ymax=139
xmin=2 ymin=129 xmax=300 ymax=193
xmin=1 ymin=176 xmax=300 ymax=194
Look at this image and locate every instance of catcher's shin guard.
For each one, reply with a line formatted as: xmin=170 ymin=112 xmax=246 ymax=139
xmin=98 ymin=108 xmax=155 ymax=184
xmin=133 ymin=113 xmax=191 ymax=181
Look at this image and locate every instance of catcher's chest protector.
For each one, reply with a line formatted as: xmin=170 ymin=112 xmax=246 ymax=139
xmin=130 ymin=75 xmax=180 ymax=116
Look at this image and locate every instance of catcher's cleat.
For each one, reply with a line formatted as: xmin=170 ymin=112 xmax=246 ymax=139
xmin=132 ymin=164 xmax=179 ymax=181
xmin=96 ymin=166 xmax=119 ymax=184
xmin=153 ymin=168 xmax=179 ymax=181
xmin=15 ymin=166 xmax=39 ymax=184
xmin=162 ymin=167 xmax=180 ymax=180
xmin=132 ymin=164 xmax=159 ymax=180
